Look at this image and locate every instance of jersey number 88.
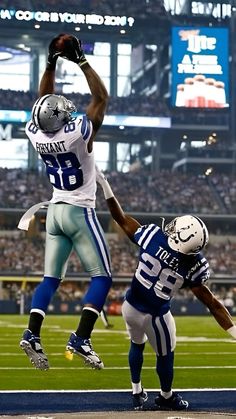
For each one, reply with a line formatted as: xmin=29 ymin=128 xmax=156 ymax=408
xmin=41 ymin=152 xmax=83 ymax=190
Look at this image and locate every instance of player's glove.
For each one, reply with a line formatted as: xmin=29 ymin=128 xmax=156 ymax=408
xmin=227 ymin=325 xmax=236 ymax=339
xmin=46 ymin=34 xmax=64 ymax=70
xmin=95 ymin=166 xmax=114 ymax=200
xmin=61 ymin=36 xmax=88 ymax=67
xmin=96 ymin=166 xmax=107 ymax=184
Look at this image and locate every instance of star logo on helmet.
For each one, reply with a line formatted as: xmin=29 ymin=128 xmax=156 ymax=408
xmin=49 ymin=105 xmax=61 ymax=119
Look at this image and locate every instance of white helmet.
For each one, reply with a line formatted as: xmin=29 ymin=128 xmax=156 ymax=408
xmin=32 ymin=94 xmax=77 ymax=133
xmin=164 ymin=215 xmax=209 ymax=255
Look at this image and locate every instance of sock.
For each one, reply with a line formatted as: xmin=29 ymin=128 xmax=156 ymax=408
xmin=129 ymin=341 xmax=145 ymax=384
xmin=132 ymin=381 xmax=142 ymax=395
xmin=160 ymin=390 xmax=172 ymax=399
xmin=83 ymin=275 xmax=112 ymax=311
xmin=156 ymin=351 xmax=174 ymax=392
xmin=76 ymin=307 xmax=99 ymax=339
xmin=31 ymin=276 xmax=61 ymax=312
xmin=28 ymin=312 xmax=44 ymax=337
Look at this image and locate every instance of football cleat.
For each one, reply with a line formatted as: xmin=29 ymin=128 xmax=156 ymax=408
xmin=132 ymin=389 xmax=148 ymax=410
xmin=20 ymin=329 xmax=49 ymax=370
xmin=66 ymin=332 xmax=104 ymax=370
xmin=155 ymin=392 xmax=189 ymax=411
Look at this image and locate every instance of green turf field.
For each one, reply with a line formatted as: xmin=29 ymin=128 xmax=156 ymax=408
xmin=0 ymin=314 xmax=235 ymax=391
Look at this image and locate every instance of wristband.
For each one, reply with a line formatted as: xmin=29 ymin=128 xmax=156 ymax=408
xmin=46 ymin=62 xmax=56 ymax=71
xmin=79 ymin=58 xmax=88 ymax=68
xmin=227 ymin=325 xmax=236 ymax=339
xmin=46 ymin=53 xmax=59 ymax=71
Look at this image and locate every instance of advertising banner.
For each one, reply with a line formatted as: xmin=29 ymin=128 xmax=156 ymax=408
xmin=171 ymin=26 xmax=229 ymax=108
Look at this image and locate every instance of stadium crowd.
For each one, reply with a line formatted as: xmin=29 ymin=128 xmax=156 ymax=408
xmin=0 ymin=89 xmax=229 ymax=127
xmin=0 ymin=89 xmax=170 ymax=117
xmin=0 ymin=232 xmax=236 ymax=276
xmin=1 ymin=239 xmax=236 ymax=317
xmin=1 ymin=167 xmax=235 ymax=214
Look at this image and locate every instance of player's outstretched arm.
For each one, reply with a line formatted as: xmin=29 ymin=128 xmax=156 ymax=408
xmin=96 ymin=168 xmax=140 ymax=241
xmin=39 ymin=34 xmax=64 ymax=97
xmin=191 ymin=284 xmax=236 ymax=338
xmin=82 ymin=63 xmax=108 ymax=136
xmin=61 ymin=36 xmax=108 ymax=141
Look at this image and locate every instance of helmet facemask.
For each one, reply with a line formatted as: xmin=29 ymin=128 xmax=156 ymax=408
xmin=61 ymin=96 xmax=77 ymax=117
xmin=163 ymin=217 xmax=177 ymax=240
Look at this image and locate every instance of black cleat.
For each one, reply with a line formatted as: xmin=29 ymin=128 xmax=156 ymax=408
xmin=132 ymin=389 xmax=148 ymax=410
xmin=155 ymin=392 xmax=189 ymax=411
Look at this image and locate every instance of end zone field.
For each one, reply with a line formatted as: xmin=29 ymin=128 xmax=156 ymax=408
xmin=0 ymin=314 xmax=235 ymax=390
xmin=0 ymin=314 xmax=235 ymax=416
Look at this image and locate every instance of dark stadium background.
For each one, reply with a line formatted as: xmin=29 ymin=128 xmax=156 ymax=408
xmin=0 ymin=1 xmax=236 ymax=416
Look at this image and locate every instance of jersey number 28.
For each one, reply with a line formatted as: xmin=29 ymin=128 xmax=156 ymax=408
xmin=136 ymin=252 xmax=184 ymax=300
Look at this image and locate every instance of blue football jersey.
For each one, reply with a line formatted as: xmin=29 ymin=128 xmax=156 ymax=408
xmin=126 ymin=224 xmax=210 ymax=316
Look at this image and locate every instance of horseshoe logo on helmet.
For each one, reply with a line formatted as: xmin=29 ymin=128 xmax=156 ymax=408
xmin=177 ymin=227 xmax=195 ymax=243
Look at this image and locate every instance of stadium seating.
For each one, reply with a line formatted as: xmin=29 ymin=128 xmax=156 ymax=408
xmin=0 ymin=167 xmax=233 ymax=214
xmin=0 ymin=230 xmax=236 ymax=276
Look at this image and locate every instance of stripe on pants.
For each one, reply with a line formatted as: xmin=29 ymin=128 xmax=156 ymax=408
xmin=84 ymin=208 xmax=111 ymax=276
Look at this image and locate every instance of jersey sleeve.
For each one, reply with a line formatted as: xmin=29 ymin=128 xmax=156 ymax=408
xmin=133 ymin=224 xmax=160 ymax=248
xmin=77 ymin=115 xmax=93 ymax=143
xmin=187 ymin=255 xmax=210 ymax=287
xmin=25 ymin=120 xmax=33 ymax=135
xmin=25 ymin=119 xmax=38 ymax=142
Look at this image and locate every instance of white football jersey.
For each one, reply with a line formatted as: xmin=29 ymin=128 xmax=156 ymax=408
xmin=25 ymin=115 xmax=96 ymax=207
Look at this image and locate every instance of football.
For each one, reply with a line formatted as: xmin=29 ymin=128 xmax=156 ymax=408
xmin=55 ymin=34 xmax=73 ymax=52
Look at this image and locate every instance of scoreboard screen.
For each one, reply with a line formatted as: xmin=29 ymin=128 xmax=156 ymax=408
xmin=171 ymin=26 xmax=229 ymax=108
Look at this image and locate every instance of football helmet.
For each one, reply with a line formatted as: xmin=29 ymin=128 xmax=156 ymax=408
xmin=164 ymin=214 xmax=209 ymax=255
xmin=31 ymin=94 xmax=77 ymax=132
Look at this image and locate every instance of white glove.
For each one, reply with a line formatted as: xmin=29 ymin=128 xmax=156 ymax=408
xmin=96 ymin=166 xmax=114 ymax=199
xmin=227 ymin=325 xmax=236 ymax=339
xmin=96 ymin=165 xmax=107 ymax=184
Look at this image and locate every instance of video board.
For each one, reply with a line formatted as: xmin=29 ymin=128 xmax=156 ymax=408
xmin=171 ymin=26 xmax=229 ymax=108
